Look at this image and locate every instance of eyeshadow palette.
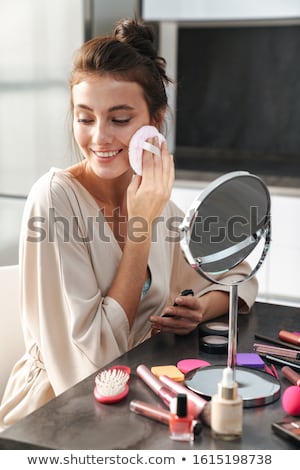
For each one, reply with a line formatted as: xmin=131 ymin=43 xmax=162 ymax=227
xmin=272 ymin=418 xmax=300 ymax=446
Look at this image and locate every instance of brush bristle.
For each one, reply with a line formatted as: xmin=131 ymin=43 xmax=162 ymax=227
xmin=95 ymin=369 xmax=130 ymax=397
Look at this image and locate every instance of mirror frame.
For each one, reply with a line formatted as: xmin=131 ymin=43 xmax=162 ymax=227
xmin=179 ymin=171 xmax=271 ymax=286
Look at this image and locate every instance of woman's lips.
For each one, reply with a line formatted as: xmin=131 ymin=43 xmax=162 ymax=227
xmin=92 ymin=149 xmax=122 ymax=161
xmin=92 ymin=149 xmax=121 ymax=158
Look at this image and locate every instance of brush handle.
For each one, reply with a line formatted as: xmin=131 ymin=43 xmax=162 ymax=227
xmin=159 ymin=374 xmax=208 ymax=417
xmin=136 ymin=364 xmax=176 ymax=406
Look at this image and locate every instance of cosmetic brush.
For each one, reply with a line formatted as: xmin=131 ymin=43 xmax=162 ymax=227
xmin=136 ymin=364 xmax=177 ymax=407
xmin=264 ymin=355 xmax=300 ymax=371
xmin=254 ymin=333 xmax=300 ymax=351
xmin=158 ymin=374 xmax=211 ymax=426
xmin=94 ymin=368 xmax=130 ymax=404
xmin=253 ymin=343 xmax=300 ymax=360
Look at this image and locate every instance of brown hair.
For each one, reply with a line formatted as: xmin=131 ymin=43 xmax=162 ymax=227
xmin=69 ymin=17 xmax=172 ymax=127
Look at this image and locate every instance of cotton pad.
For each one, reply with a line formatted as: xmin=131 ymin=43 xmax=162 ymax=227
xmin=128 ymin=125 xmax=165 ymax=175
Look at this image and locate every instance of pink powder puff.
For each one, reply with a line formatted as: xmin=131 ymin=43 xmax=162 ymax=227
xmin=128 ymin=125 xmax=165 ymax=175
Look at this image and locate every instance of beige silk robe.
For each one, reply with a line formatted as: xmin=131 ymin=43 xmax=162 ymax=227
xmin=0 ymin=168 xmax=258 ymax=430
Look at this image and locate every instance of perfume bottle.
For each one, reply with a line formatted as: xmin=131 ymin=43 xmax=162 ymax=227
xmin=211 ymin=366 xmax=243 ymax=440
xmin=169 ymin=393 xmax=194 ymax=442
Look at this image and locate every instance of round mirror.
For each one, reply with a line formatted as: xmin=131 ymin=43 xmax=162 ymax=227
xmin=180 ymin=171 xmax=271 ymax=284
xmin=180 ymin=171 xmax=279 ymax=407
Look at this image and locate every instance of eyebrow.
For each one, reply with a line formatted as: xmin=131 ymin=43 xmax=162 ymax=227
xmin=74 ymin=104 xmax=135 ymax=112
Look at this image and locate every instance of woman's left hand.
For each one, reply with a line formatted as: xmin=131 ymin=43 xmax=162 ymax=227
xmin=149 ymin=290 xmax=230 ymax=335
xmin=150 ymin=294 xmax=205 ymax=335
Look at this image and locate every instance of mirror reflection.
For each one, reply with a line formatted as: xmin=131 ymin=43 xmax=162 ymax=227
xmin=180 ymin=171 xmax=271 ymax=283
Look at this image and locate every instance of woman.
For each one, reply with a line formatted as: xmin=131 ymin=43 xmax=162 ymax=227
xmin=0 ymin=18 xmax=257 ymax=430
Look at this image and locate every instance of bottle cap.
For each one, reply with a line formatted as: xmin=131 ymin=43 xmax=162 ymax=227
xmin=219 ymin=367 xmax=237 ymax=400
xmin=176 ymin=393 xmax=188 ymax=417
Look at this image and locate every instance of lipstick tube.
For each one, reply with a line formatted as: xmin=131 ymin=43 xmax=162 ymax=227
xmin=130 ymin=399 xmax=170 ymax=424
xmin=159 ymin=374 xmax=211 ymax=425
xmin=279 ymin=330 xmax=300 ymax=346
xmin=136 ymin=364 xmax=176 ymax=407
xmin=129 ymin=399 xmax=202 ymax=436
xmin=281 ymin=366 xmax=300 ymax=386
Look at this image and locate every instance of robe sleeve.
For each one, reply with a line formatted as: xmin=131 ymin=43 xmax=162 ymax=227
xmin=19 ymin=171 xmax=130 ymax=394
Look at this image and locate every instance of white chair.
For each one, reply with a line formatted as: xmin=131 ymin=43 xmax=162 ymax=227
xmin=0 ymin=265 xmax=25 ymax=401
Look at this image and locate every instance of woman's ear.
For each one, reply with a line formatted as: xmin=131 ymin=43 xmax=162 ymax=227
xmin=152 ymin=107 xmax=167 ymax=130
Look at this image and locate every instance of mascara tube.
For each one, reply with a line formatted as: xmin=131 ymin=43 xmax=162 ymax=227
xmin=129 ymin=400 xmax=202 ymax=436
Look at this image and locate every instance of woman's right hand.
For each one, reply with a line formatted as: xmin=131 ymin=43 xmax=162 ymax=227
xmin=127 ymin=139 xmax=174 ymax=235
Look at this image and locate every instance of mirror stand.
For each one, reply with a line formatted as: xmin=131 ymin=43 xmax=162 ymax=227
xmin=228 ymin=284 xmax=238 ymax=373
xmin=186 ymin=281 xmax=280 ymax=407
xmin=181 ymin=171 xmax=280 ymax=407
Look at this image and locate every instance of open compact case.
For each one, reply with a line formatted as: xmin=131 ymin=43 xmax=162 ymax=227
xmin=179 ymin=171 xmax=281 ymax=407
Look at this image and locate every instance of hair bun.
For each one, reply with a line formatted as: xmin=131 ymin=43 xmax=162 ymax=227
xmin=113 ymin=17 xmax=170 ymax=85
xmin=113 ymin=17 xmax=156 ymax=59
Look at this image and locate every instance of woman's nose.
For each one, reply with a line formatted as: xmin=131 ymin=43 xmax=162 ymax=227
xmin=93 ymin=121 xmax=112 ymax=144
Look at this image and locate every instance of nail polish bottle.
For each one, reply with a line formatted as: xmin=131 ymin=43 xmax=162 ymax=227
xmin=211 ymin=366 xmax=243 ymax=440
xmin=169 ymin=393 xmax=194 ymax=442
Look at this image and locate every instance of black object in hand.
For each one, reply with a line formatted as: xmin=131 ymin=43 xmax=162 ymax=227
xmin=163 ymin=289 xmax=194 ymax=317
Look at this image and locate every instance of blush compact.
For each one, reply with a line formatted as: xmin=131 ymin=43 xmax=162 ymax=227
xmin=199 ymin=334 xmax=228 ymax=354
xmin=198 ymin=321 xmax=229 ymax=354
xmin=198 ymin=321 xmax=229 ymax=337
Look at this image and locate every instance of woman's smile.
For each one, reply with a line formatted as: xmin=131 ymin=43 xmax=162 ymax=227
xmin=91 ymin=148 xmax=123 ymax=160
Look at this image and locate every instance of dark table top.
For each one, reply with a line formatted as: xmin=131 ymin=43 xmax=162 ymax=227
xmin=1 ymin=301 xmax=300 ymax=450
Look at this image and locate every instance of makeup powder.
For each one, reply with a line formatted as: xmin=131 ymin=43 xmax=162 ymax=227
xmin=199 ymin=321 xmax=229 ymax=338
xmin=199 ymin=335 xmax=228 ymax=354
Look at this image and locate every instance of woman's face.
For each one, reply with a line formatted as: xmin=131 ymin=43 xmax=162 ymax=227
xmin=72 ymin=75 xmax=152 ymax=179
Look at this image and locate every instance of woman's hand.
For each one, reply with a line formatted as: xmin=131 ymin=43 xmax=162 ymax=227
xmin=127 ymin=139 xmax=174 ymax=230
xmin=150 ymin=291 xmax=230 ymax=335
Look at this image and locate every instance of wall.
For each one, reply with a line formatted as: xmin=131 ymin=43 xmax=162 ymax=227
xmin=0 ymin=0 xmax=84 ymax=197
xmin=92 ymin=0 xmax=140 ymax=35
xmin=142 ymin=0 xmax=300 ymax=22
xmin=0 ymin=0 xmax=85 ymax=265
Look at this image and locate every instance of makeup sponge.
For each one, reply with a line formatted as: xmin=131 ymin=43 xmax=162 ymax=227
xmin=281 ymin=386 xmax=300 ymax=416
xmin=128 ymin=125 xmax=165 ymax=175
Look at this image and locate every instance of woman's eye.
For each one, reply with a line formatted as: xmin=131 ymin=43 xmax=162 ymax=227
xmin=77 ymin=118 xmax=93 ymax=124
xmin=112 ymin=118 xmax=131 ymax=125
